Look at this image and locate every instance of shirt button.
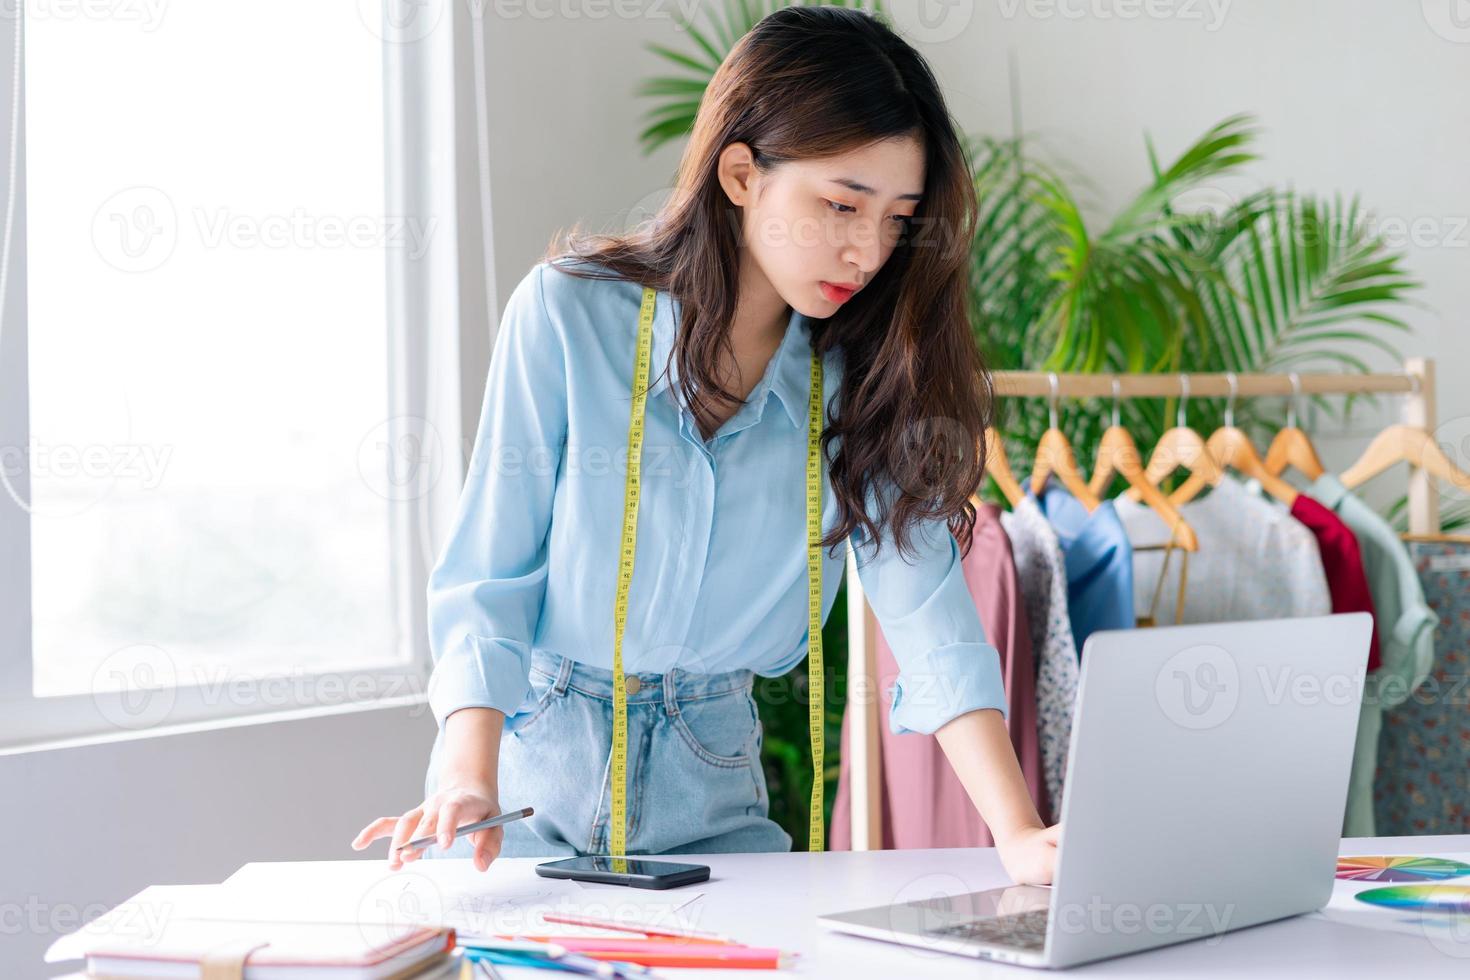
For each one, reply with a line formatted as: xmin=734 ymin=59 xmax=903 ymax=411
xmin=625 ymin=675 xmax=642 ymax=695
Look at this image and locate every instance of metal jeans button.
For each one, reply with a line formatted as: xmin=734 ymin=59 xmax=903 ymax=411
xmin=625 ymin=674 xmax=642 ymax=695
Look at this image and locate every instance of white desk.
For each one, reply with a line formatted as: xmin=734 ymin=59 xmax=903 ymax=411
xmin=49 ymin=834 xmax=1470 ymax=978
xmin=486 ymin=835 xmax=1470 ymax=977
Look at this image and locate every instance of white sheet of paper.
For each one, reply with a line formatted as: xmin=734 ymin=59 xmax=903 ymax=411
xmin=45 ymin=884 xmax=223 ymax=962
xmin=223 ymin=859 xmax=704 ymax=943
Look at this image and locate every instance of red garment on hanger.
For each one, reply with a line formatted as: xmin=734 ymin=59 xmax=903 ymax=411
xmin=1291 ymin=493 xmax=1383 ymax=672
xmin=831 ymin=503 xmax=1047 ymax=849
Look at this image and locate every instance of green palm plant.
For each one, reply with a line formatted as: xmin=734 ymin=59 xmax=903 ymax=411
xmin=969 ymin=112 xmax=1424 ymax=492
xmin=636 ymin=0 xmax=886 ymax=156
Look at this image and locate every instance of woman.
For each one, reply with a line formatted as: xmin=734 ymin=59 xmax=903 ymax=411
xmin=352 ymin=6 xmax=1060 ymax=886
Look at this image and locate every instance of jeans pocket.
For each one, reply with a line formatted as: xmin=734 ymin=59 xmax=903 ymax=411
xmin=672 ymin=688 xmax=759 ymax=768
xmin=506 ymin=666 xmax=559 ymax=736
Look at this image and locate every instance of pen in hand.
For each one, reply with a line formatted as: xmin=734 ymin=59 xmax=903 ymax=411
xmin=398 ymin=806 xmax=535 ymax=853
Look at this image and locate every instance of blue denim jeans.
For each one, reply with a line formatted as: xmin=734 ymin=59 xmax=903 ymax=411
xmin=421 ymin=649 xmax=793 ymax=858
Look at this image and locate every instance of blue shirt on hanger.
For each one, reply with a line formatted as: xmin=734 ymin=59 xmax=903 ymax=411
xmin=425 ymin=258 xmax=1008 ymax=739
xmin=1031 ymin=483 xmax=1136 ymax=654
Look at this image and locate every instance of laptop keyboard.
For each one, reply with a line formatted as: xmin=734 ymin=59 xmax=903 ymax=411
xmin=931 ymin=908 xmax=1050 ymax=951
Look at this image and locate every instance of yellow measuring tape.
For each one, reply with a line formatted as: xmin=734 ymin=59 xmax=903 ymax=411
xmin=610 ymin=285 xmax=826 ymax=858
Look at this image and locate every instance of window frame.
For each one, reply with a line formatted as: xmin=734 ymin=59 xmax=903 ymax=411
xmin=0 ymin=1 xmax=464 ymax=751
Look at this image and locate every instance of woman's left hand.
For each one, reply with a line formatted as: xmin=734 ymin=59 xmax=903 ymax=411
xmin=996 ymin=822 xmax=1062 ymax=885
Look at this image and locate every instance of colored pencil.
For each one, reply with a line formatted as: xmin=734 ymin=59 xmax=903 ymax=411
xmin=516 ymin=939 xmax=786 ymax=969
xmin=463 ymin=936 xmax=788 ymax=971
xmin=537 ymin=912 xmax=734 ymax=944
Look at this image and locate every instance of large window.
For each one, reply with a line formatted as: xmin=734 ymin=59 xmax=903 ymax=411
xmin=1 ymin=2 xmax=455 ymax=745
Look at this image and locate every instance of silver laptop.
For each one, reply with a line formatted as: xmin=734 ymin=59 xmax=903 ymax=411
xmin=819 ymin=612 xmax=1372 ymax=969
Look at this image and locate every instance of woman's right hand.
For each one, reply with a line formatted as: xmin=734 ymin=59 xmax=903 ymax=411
xmin=351 ymin=779 xmax=503 ymax=872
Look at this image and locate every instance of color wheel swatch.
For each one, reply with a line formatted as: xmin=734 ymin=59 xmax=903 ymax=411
xmin=1336 ymin=856 xmax=1470 ymax=882
xmin=1355 ymin=885 xmax=1470 ymax=914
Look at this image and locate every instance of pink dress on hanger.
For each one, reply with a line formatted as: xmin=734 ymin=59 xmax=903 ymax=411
xmin=831 ymin=502 xmax=1047 ymax=849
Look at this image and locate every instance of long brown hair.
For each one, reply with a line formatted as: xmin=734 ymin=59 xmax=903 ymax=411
xmin=543 ymin=5 xmax=992 ymax=561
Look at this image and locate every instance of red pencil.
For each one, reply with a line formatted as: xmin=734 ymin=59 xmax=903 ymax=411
xmin=536 ymin=912 xmax=735 ymax=944
xmin=509 ymin=933 xmax=731 ymax=947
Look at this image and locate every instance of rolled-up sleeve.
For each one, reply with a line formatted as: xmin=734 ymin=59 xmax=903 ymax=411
xmin=426 ymin=262 xmax=565 ymax=732
xmin=849 ymin=480 xmax=1008 ymax=736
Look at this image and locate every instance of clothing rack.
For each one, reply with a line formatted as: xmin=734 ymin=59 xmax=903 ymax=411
xmin=841 ymin=357 xmax=1441 ymax=850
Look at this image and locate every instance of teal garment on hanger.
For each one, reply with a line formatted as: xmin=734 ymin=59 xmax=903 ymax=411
xmin=1030 ymin=483 xmax=1136 ymax=657
xmin=1307 ymin=473 xmax=1436 ymax=838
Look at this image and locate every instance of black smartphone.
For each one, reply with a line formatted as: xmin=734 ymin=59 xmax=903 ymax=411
xmin=534 ymin=855 xmax=711 ymax=889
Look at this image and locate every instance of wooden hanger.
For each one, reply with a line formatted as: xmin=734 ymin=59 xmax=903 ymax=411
xmin=1263 ymin=372 xmax=1325 ymax=481
xmin=1125 ymin=374 xmax=1226 ymax=501
xmin=981 ymin=426 xmax=1025 ymax=507
xmin=1171 ymin=373 xmax=1299 ymax=507
xmin=1088 ymin=378 xmax=1199 ymax=551
xmin=1029 ymin=373 xmax=1102 ymax=510
xmin=1340 ymin=424 xmax=1470 ymax=495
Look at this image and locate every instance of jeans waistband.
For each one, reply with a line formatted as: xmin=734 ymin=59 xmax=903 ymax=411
xmin=529 ymin=648 xmax=755 ymax=708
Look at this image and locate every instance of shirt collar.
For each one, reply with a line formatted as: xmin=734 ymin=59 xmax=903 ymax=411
xmin=1309 ymin=471 xmax=1350 ymax=511
xmin=1031 ymin=483 xmax=1129 ymax=568
xmin=646 ymin=289 xmax=813 ymax=430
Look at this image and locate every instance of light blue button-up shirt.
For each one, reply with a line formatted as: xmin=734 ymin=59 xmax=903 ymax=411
xmin=425 ymin=258 xmax=1007 ymax=738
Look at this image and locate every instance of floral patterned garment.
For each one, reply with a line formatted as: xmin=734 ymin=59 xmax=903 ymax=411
xmin=1374 ymin=540 xmax=1470 ymax=835
xmin=1001 ymin=497 xmax=1080 ymax=824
